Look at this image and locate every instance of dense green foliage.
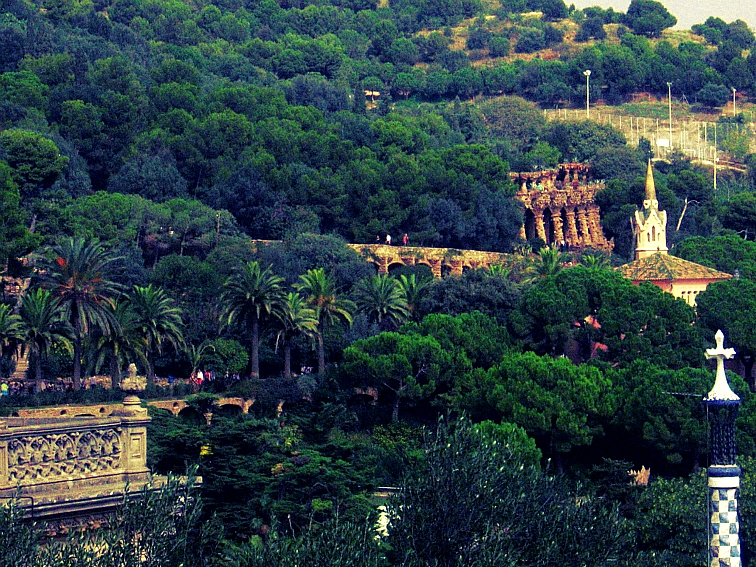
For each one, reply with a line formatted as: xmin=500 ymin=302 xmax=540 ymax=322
xmin=3 ymin=0 xmax=756 ymax=563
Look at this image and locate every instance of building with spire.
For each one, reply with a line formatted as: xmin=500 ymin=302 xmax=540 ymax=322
xmin=617 ymin=161 xmax=731 ymax=306
xmin=633 ymin=161 xmax=668 ymax=259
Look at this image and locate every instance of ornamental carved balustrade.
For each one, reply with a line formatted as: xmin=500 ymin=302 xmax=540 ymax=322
xmin=6 ymin=427 xmax=122 ymax=485
xmin=0 ymin=396 xmax=150 ymax=497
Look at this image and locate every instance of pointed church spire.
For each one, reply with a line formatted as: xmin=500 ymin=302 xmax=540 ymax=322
xmin=643 ymin=160 xmax=658 ymax=210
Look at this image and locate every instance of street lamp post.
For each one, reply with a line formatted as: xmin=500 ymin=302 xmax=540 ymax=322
xmin=583 ymin=70 xmax=591 ymax=118
xmin=667 ymin=82 xmax=672 ymax=153
xmin=732 ymin=87 xmax=737 ymax=117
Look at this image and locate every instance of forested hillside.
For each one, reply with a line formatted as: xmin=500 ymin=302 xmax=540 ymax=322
xmin=5 ymin=1 xmax=756 ymax=564
xmin=2 ymin=0 xmax=756 ymax=260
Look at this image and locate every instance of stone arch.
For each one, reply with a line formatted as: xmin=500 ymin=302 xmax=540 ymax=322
xmin=524 ymin=209 xmax=536 ymax=241
xmin=74 ymin=414 xmax=96 ymax=418
xmin=216 ymin=404 xmax=243 ymax=417
xmin=441 ymin=263 xmax=453 ymax=277
xmin=151 ymin=407 xmax=174 ymax=417
xmin=416 ymin=261 xmax=433 ymax=273
xmin=178 ymin=406 xmax=203 ymax=424
xmin=574 ymin=207 xmax=584 ymax=240
xmin=543 ymin=208 xmax=555 ymax=244
xmin=387 ymin=261 xmax=406 ymax=274
xmin=560 ymin=208 xmax=569 ymax=241
xmin=369 ymin=261 xmax=380 ymax=273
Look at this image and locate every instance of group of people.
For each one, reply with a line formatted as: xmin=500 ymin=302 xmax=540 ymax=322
xmin=188 ymin=369 xmax=241 ymax=392
xmin=376 ymin=233 xmax=410 ymax=246
xmin=0 ymin=379 xmax=76 ymax=396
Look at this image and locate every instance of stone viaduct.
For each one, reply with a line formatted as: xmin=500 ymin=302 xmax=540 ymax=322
xmin=512 ymin=163 xmax=613 ymax=252
xmin=9 ymin=397 xmax=254 ymax=419
xmin=346 ymin=244 xmax=511 ymax=278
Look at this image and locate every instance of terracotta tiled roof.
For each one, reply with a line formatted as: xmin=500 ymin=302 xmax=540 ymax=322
xmin=616 ymin=253 xmax=733 ymax=282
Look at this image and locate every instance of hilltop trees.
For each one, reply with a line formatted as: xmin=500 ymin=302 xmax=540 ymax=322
xmin=623 ymin=0 xmax=677 ymax=37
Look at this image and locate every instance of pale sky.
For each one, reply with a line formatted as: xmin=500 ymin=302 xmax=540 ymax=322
xmin=567 ymin=0 xmax=756 ymax=32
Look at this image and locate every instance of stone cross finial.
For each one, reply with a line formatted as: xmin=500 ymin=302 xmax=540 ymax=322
xmin=705 ymin=330 xmax=739 ymax=401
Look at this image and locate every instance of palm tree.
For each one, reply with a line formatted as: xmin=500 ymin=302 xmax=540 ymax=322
xmin=487 ymin=264 xmax=512 ymax=279
xmin=397 ymin=274 xmax=429 ymax=321
xmin=522 ymin=245 xmax=568 ymax=284
xmin=40 ymin=238 xmax=122 ymax=389
xmin=273 ymin=292 xmax=318 ymax=379
xmin=184 ymin=340 xmax=215 ymax=382
xmin=579 ymin=251 xmax=612 ymax=269
xmin=354 ymin=274 xmax=409 ymax=330
xmin=18 ymin=288 xmax=70 ymax=391
xmin=294 ymin=268 xmax=354 ymax=375
xmin=220 ymin=261 xmax=284 ymax=379
xmin=93 ymin=299 xmax=145 ymax=390
xmin=0 ymin=303 xmax=22 ymax=358
xmin=127 ymin=284 xmax=184 ymax=384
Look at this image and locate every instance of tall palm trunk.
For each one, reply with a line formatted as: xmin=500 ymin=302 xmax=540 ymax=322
xmin=110 ymin=356 xmax=121 ymax=390
xmin=317 ymin=332 xmax=325 ymax=375
xmin=146 ymin=357 xmax=156 ymax=385
xmin=251 ymin=318 xmax=260 ymax=379
xmin=284 ymin=344 xmax=292 ymax=379
xmin=73 ymin=336 xmax=82 ymax=390
xmin=34 ymin=353 xmax=43 ymax=393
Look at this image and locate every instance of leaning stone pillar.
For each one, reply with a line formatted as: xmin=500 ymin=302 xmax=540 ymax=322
xmin=565 ymin=209 xmax=579 ymax=246
xmin=704 ymin=331 xmax=742 ymax=567
xmin=551 ymin=213 xmax=565 ymax=245
xmin=577 ymin=208 xmax=592 ymax=246
xmin=586 ymin=205 xmax=605 ymax=247
xmin=534 ymin=211 xmax=547 ymax=242
xmin=428 ymin=259 xmax=442 ymax=278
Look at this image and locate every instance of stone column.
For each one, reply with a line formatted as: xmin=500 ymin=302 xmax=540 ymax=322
xmin=519 ymin=224 xmax=527 ymax=241
xmin=428 ymin=259 xmax=442 ymax=278
xmin=534 ymin=211 xmax=547 ymax=242
xmin=0 ymin=421 xmax=7 ymax=487
xmin=378 ymin=257 xmax=389 ymax=274
xmin=577 ymin=208 xmax=592 ymax=246
xmin=704 ymin=331 xmax=742 ymax=567
xmin=551 ymin=213 xmax=565 ymax=245
xmin=586 ymin=205 xmax=605 ymax=248
xmin=115 ymin=396 xmax=151 ymax=474
xmin=565 ymin=209 xmax=579 ymax=245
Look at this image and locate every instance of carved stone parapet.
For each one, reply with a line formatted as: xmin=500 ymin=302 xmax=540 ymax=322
xmin=7 ymin=428 xmax=122 ymax=485
xmin=0 ymin=397 xmax=151 ymax=491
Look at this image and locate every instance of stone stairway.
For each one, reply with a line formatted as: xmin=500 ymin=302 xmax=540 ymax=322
xmin=12 ymin=348 xmax=29 ymax=380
